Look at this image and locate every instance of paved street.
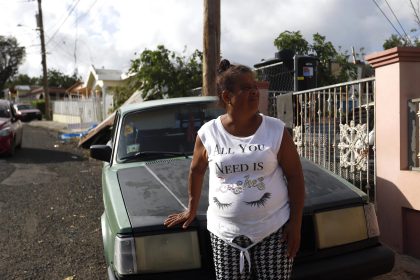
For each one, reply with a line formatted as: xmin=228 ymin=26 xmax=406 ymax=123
xmin=0 ymin=124 xmax=106 ymax=279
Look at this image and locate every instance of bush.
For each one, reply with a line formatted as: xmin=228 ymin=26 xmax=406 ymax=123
xmin=31 ymin=100 xmax=45 ymax=117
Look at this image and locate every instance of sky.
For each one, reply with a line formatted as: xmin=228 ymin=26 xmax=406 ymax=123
xmin=0 ymin=0 xmax=418 ymax=80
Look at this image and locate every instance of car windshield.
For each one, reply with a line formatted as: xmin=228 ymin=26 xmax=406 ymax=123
xmin=17 ymin=104 xmax=34 ymax=110
xmin=0 ymin=105 xmax=11 ymax=118
xmin=116 ymin=101 xmax=224 ymax=162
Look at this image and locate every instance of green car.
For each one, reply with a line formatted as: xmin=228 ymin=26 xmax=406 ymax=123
xmin=90 ymin=96 xmax=394 ymax=280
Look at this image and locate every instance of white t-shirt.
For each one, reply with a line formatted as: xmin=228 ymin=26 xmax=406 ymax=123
xmin=198 ymin=114 xmax=290 ymax=244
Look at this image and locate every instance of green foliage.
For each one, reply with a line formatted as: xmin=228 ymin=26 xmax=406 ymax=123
xmin=333 ymin=49 xmax=357 ymax=83
xmin=31 ymin=99 xmax=45 ymax=116
xmin=384 ymin=35 xmax=403 ymax=49
xmin=381 ymin=15 xmax=420 ymax=51
xmin=273 ymin=31 xmax=358 ymax=85
xmin=6 ymin=69 xmax=80 ymax=90
xmin=0 ymin=36 xmax=26 ymax=90
xmin=116 ymin=45 xmax=203 ymax=102
xmin=46 ymin=69 xmax=81 ymax=88
xmin=111 ymin=83 xmax=132 ymax=111
xmin=273 ymin=31 xmax=309 ymax=55
xmin=382 ymin=33 xmax=420 ymax=50
xmin=5 ymin=74 xmax=38 ymax=89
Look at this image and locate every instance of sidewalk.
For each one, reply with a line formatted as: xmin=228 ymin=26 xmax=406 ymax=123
xmin=26 ymin=120 xmax=70 ymax=133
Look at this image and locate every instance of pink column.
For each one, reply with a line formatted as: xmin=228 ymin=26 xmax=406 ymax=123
xmin=366 ymin=47 xmax=420 ymax=257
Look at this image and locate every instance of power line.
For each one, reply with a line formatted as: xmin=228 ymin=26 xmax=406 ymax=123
xmin=383 ymin=0 xmax=411 ymax=43
xmin=46 ymin=34 xmax=76 ymax=60
xmin=75 ymin=0 xmax=99 ymax=23
xmin=372 ymin=0 xmax=405 ymax=39
xmin=45 ymin=0 xmax=81 ymax=46
xmin=44 ymin=0 xmax=78 ymax=33
xmin=409 ymin=0 xmax=420 ymax=28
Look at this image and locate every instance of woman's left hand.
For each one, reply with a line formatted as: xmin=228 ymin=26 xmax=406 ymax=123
xmin=281 ymin=221 xmax=301 ymax=259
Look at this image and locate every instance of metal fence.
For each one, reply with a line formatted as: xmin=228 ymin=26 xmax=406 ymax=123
xmin=255 ymin=62 xmax=294 ymax=92
xmin=408 ymin=98 xmax=420 ymax=170
xmin=291 ymin=78 xmax=376 ymax=201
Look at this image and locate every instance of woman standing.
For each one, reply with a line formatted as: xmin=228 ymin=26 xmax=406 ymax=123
xmin=164 ymin=59 xmax=305 ymax=280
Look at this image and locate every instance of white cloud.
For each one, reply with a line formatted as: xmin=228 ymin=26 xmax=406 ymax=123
xmin=1 ymin=0 xmax=417 ymax=79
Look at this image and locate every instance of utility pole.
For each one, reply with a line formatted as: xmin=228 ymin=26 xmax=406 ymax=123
xmin=37 ymin=0 xmax=50 ymax=120
xmin=203 ymin=0 xmax=220 ymax=96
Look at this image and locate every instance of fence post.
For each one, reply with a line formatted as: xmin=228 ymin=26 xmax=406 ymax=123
xmin=366 ymin=47 xmax=420 ymax=257
xmin=257 ymin=81 xmax=269 ymax=115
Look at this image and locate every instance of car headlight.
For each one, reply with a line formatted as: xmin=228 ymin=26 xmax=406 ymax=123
xmin=114 ymin=231 xmax=202 ymax=276
xmin=314 ymin=203 xmax=380 ymax=249
xmin=0 ymin=127 xmax=12 ymax=136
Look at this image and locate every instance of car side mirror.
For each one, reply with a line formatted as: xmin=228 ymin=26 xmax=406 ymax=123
xmin=90 ymin=145 xmax=112 ymax=162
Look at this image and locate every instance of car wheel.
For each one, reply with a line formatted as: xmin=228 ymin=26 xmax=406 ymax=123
xmin=37 ymin=115 xmax=42 ymax=120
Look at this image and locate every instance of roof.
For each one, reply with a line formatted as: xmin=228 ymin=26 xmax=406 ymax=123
xmin=85 ymin=65 xmax=123 ymax=85
xmin=15 ymin=85 xmax=31 ymax=91
xmin=30 ymin=87 xmax=67 ymax=94
xmin=94 ymin=68 xmax=123 ymax=81
xmin=65 ymin=81 xmax=84 ymax=93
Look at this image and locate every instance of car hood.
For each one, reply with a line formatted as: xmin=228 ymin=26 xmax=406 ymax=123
xmin=18 ymin=109 xmax=40 ymax=114
xmin=117 ymin=158 xmax=366 ymax=230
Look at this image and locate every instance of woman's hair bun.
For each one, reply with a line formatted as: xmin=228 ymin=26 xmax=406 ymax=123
xmin=218 ymin=59 xmax=231 ymax=74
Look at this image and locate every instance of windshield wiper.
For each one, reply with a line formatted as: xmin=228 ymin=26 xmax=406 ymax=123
xmin=119 ymin=151 xmax=190 ymax=162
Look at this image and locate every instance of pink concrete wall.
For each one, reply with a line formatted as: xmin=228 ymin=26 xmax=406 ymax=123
xmin=366 ymin=48 xmax=420 ymax=254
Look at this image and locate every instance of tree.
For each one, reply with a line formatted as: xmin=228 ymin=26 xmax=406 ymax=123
xmin=115 ymin=45 xmax=203 ymax=103
xmin=110 ymin=83 xmax=132 ymax=110
xmin=6 ymin=74 xmax=38 ymax=88
xmin=273 ymin=31 xmax=309 ymax=55
xmin=273 ymin=31 xmax=357 ymax=85
xmin=46 ymin=68 xmax=81 ymax=88
xmin=382 ymin=33 xmax=420 ymax=50
xmin=382 ymin=1 xmax=420 ymax=50
xmin=0 ymin=36 xmax=26 ymax=90
xmin=311 ymin=33 xmax=338 ymax=85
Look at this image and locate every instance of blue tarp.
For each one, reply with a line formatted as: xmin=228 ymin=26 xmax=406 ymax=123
xmin=59 ymin=124 xmax=97 ymax=142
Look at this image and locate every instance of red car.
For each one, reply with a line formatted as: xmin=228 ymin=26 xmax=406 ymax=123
xmin=0 ymin=100 xmax=23 ymax=156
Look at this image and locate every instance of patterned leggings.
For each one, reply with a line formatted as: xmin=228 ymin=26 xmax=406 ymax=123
xmin=209 ymin=227 xmax=293 ymax=280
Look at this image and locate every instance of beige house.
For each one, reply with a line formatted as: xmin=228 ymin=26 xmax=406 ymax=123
xmin=83 ymin=65 xmax=125 ymax=119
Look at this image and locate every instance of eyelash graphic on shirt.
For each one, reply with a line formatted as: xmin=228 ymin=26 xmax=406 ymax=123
xmin=244 ymin=192 xmax=272 ymax=208
xmin=213 ymin=197 xmax=232 ymax=209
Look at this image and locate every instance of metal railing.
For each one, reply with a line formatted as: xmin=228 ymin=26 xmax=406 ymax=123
xmin=292 ymin=77 xmax=376 ymax=201
xmin=408 ymin=98 xmax=420 ymax=170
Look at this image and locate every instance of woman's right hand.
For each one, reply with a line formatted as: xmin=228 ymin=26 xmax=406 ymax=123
xmin=164 ymin=210 xmax=196 ymax=229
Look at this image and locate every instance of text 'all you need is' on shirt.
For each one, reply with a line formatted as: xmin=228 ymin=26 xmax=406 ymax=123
xmin=198 ymin=114 xmax=290 ymax=244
